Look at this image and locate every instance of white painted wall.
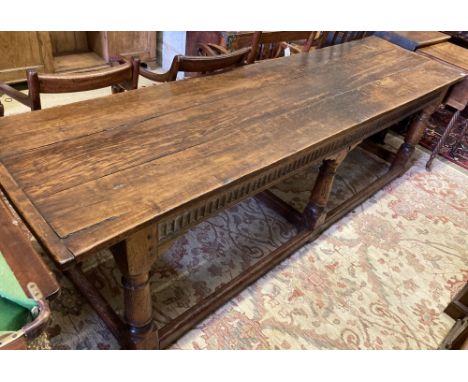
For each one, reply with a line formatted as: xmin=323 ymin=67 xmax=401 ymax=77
xmin=161 ymin=31 xmax=186 ymax=78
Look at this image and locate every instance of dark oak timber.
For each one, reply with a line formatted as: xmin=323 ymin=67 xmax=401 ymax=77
xmin=110 ymin=225 xmax=159 ymax=349
xmin=0 ymin=37 xmax=464 ymax=349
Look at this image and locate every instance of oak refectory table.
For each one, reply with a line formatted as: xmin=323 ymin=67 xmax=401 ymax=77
xmin=0 ymin=36 xmax=464 ymax=349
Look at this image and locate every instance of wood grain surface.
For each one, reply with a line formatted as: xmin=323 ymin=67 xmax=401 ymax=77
xmin=418 ymin=42 xmax=468 ymax=71
xmin=0 ymin=36 xmax=464 ymax=265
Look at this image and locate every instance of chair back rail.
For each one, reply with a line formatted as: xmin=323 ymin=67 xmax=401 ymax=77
xmin=140 ymin=47 xmax=251 ymax=83
xmin=318 ymin=31 xmax=370 ymax=48
xmin=247 ymin=31 xmax=320 ymax=64
xmin=0 ymin=57 xmax=139 ymax=113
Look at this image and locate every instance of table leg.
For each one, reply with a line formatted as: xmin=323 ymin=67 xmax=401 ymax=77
xmin=425 ymin=109 xmax=462 ymax=171
xmin=301 ymin=149 xmax=349 ymax=230
xmin=111 ymin=225 xmax=159 ymax=349
xmin=0 ymin=100 xmax=4 ymax=117
xmin=66 ymin=264 xmax=130 ymax=348
xmin=391 ymin=104 xmax=438 ymax=171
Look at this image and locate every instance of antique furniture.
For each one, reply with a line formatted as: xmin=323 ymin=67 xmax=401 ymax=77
xmin=0 ymin=32 xmax=156 ymax=84
xmin=439 ymin=283 xmax=468 ymax=349
xmin=417 ymin=42 xmax=468 ymax=170
xmin=196 ymin=32 xmax=254 ymax=56
xmin=374 ymin=31 xmax=450 ymax=51
xmin=199 ymin=32 xmax=371 ymax=60
xmin=245 ymin=32 xmax=318 ymax=63
xmin=317 ymin=31 xmax=371 ymax=48
xmin=197 ymin=31 xmax=316 ymax=58
xmin=186 ymin=32 xmax=228 ymax=56
xmin=0 ymin=37 xmax=463 ymax=349
xmin=0 ymin=196 xmax=59 ymax=350
xmin=0 ymin=57 xmax=139 ymax=115
xmin=198 ymin=31 xmax=321 ymax=61
xmin=139 ymin=48 xmax=250 ymax=82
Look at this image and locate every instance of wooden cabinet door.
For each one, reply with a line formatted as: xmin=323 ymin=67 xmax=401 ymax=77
xmin=0 ymin=32 xmax=54 ymax=83
xmin=88 ymin=32 xmax=157 ymax=65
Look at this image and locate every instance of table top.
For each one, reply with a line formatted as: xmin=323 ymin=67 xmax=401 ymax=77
xmin=375 ymin=31 xmax=450 ymax=51
xmin=0 ymin=36 xmax=464 ymax=265
xmin=418 ymin=42 xmax=468 ymax=71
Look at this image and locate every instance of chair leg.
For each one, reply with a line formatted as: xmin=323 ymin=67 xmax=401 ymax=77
xmin=426 ymin=110 xmax=461 ymax=171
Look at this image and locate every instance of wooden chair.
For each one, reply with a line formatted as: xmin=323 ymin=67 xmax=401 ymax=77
xmin=0 ymin=57 xmax=139 ymax=115
xmin=199 ymin=32 xmax=370 ymax=64
xmin=198 ymin=32 xmax=321 ymax=63
xmin=245 ymin=31 xmax=322 ymax=64
xmin=139 ymin=47 xmax=251 ymax=83
xmin=317 ymin=31 xmax=371 ymax=48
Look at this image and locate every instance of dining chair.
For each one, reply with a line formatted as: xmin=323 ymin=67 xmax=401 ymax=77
xmin=139 ymin=47 xmax=251 ymax=83
xmin=198 ymin=32 xmax=321 ymax=63
xmin=317 ymin=31 xmax=371 ymax=48
xmin=0 ymin=57 xmax=139 ymax=115
xmin=245 ymin=31 xmax=322 ymax=64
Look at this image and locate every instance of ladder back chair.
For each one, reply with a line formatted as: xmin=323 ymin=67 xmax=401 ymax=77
xmin=317 ymin=31 xmax=371 ymax=48
xmin=246 ymin=31 xmax=323 ymax=64
xmin=198 ymin=32 xmax=322 ymax=62
xmin=139 ymin=47 xmax=251 ymax=83
xmin=0 ymin=57 xmax=139 ymax=115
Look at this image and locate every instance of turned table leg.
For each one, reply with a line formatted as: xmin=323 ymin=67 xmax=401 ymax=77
xmin=391 ymin=104 xmax=438 ymax=171
xmin=111 ymin=225 xmax=159 ymax=349
xmin=301 ymin=149 xmax=349 ymax=230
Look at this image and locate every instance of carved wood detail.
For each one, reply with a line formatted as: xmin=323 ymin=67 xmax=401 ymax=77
xmin=158 ymin=90 xmax=440 ymax=244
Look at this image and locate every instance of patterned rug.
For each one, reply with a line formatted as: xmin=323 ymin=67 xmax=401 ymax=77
xmin=419 ymin=106 xmax=468 ymax=170
xmin=35 ymin=135 xmax=467 ymax=350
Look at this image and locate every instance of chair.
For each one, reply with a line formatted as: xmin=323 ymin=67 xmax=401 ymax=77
xmin=198 ymin=32 xmax=321 ymax=63
xmin=317 ymin=31 xmax=371 ymax=48
xmin=199 ymin=32 xmax=370 ymax=64
xmin=246 ymin=31 xmax=324 ymax=64
xmin=139 ymin=47 xmax=251 ymax=83
xmin=0 ymin=57 xmax=139 ymax=115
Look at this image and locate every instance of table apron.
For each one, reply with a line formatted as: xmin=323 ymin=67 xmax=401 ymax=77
xmin=156 ymin=88 xmax=445 ymax=246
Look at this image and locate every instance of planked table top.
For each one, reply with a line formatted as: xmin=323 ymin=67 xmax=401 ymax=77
xmin=418 ymin=42 xmax=468 ymax=71
xmin=374 ymin=31 xmax=450 ymax=51
xmin=0 ymin=36 xmax=464 ymax=265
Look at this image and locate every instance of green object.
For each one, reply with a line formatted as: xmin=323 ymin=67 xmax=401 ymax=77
xmin=0 ymin=251 xmax=37 ymax=332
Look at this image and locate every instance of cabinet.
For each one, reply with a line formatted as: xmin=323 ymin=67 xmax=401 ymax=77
xmin=0 ymin=32 xmax=157 ymax=83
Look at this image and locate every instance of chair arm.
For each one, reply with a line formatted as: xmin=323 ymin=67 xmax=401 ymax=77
xmin=139 ymin=65 xmax=177 ymax=83
xmin=199 ymin=43 xmax=230 ymax=56
xmin=0 ymin=83 xmax=31 ymax=108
